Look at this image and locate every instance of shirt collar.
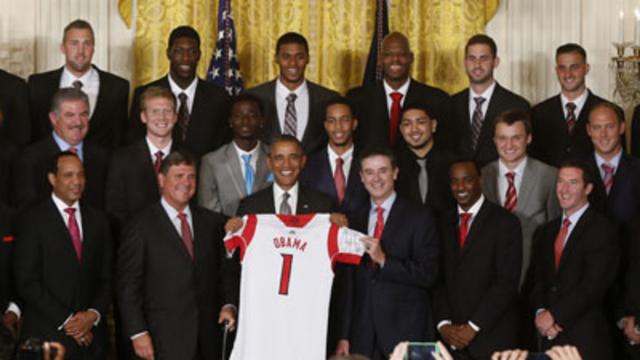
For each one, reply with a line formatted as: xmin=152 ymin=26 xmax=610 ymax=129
xmin=370 ymin=191 xmax=397 ymax=213
xmin=594 ymin=149 xmax=623 ymax=171
xmin=160 ymin=197 xmax=192 ymax=218
xmin=168 ymin=74 xmax=198 ymax=100
xmin=563 ymin=202 xmax=589 ymax=225
xmin=52 ymin=131 xmax=83 ymax=155
xmin=458 ymin=194 xmax=485 ymax=215
xmin=469 ymin=80 xmax=496 ymax=100
xmin=232 ymin=141 xmax=260 ymax=157
xmin=51 ymin=192 xmax=80 ymax=213
xmin=560 ymin=89 xmax=588 ymax=110
xmin=383 ymin=78 xmax=411 ymax=98
xmin=327 ymin=144 xmax=354 ymax=164
xmin=273 ymin=181 xmax=299 ymax=199
xmin=276 ymin=78 xmax=308 ymax=98
xmin=61 ymin=66 xmax=98 ymax=87
xmin=498 ymin=156 xmax=528 ymax=177
xmin=145 ymin=136 xmax=172 ymax=157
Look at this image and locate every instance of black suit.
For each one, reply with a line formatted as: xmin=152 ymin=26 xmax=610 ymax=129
xmin=435 ymin=200 xmax=522 ymax=359
xmin=530 ymin=91 xmax=619 ymax=166
xmin=450 ymin=83 xmax=530 ymax=167
xmin=0 ymin=203 xmax=14 ymax=319
xmin=531 ymin=207 xmax=619 ymax=360
xmin=27 ymin=66 xmax=129 ymax=148
xmin=117 ymin=202 xmax=236 ymax=360
xmin=14 ymin=198 xmax=112 ymax=359
xmin=623 ymin=217 xmax=640 ymax=359
xmin=347 ymin=79 xmax=451 ymax=151
xmin=0 ymin=69 xmax=30 ymax=146
xmin=633 ymin=105 xmax=640 ymax=158
xmin=0 ymin=140 xmax=16 ymax=205
xmin=347 ymin=195 xmax=439 ymax=358
xmin=129 ymin=76 xmax=231 ymax=158
xmin=235 ymin=184 xmax=336 ymax=216
xmin=12 ymin=136 xmax=109 ymax=210
xmin=245 ymin=79 xmax=338 ymax=155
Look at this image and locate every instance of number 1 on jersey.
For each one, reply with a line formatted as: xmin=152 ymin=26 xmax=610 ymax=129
xmin=279 ymin=254 xmax=293 ymax=295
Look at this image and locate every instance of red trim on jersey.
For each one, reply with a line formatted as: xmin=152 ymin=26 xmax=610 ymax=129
xmin=278 ymin=254 xmax=293 ymax=295
xmin=2 ymin=235 xmax=13 ymax=243
xmin=334 ymin=253 xmax=362 ymax=266
xmin=224 ymin=214 xmax=258 ymax=261
xmin=327 ymin=223 xmax=339 ymax=260
xmin=276 ymin=214 xmax=316 ymax=228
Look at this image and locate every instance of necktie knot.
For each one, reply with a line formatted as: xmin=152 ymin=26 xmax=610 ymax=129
xmin=155 ymin=150 xmax=164 ymax=160
xmin=177 ymin=212 xmax=187 ymax=222
xmin=562 ymin=218 xmax=571 ymax=228
xmin=72 ymin=80 xmax=83 ymax=89
xmin=242 ymin=154 xmax=252 ymax=164
xmin=286 ymin=93 xmax=297 ymax=103
xmin=64 ymin=207 xmax=76 ymax=216
xmin=336 ymin=157 xmax=344 ymax=166
xmin=68 ymin=146 xmax=77 ymax=154
xmin=601 ymin=163 xmax=614 ymax=175
xmin=566 ymin=102 xmax=576 ymax=112
xmin=416 ymin=158 xmax=427 ymax=168
xmin=506 ymin=171 xmax=515 ymax=182
xmin=473 ymin=96 xmax=486 ymax=107
xmin=376 ymin=206 xmax=384 ymax=217
xmin=178 ymin=92 xmax=188 ymax=103
xmin=460 ymin=212 xmax=472 ymax=224
xmin=390 ymin=92 xmax=403 ymax=102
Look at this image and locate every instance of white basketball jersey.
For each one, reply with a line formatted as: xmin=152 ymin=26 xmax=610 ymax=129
xmin=225 ymin=214 xmax=366 ymax=360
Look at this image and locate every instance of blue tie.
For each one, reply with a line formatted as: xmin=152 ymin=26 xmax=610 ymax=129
xmin=242 ymin=154 xmax=255 ymax=195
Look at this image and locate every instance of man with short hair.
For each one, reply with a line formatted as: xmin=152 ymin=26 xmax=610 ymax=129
xmin=13 ymin=88 xmax=109 ymax=210
xmin=245 ymin=32 xmax=339 ymax=155
xmin=129 ymin=26 xmax=231 ymax=158
xmin=449 ymin=34 xmax=530 ymax=167
xmin=28 ymin=19 xmax=129 ymax=148
xmin=348 ymin=32 xmax=451 ymax=151
xmin=14 ymin=151 xmax=113 ymax=359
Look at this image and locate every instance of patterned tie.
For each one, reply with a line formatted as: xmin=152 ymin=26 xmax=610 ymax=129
xmin=334 ymin=157 xmax=346 ymax=205
xmin=417 ymin=159 xmax=428 ymax=203
xmin=601 ymin=163 xmax=615 ymax=195
xmin=68 ymin=146 xmax=77 ymax=154
xmin=153 ymin=150 xmax=164 ymax=175
xmin=64 ymin=208 xmax=82 ymax=261
xmin=389 ymin=92 xmax=403 ymax=145
xmin=554 ymin=218 xmax=571 ymax=270
xmin=177 ymin=92 xmax=190 ymax=142
xmin=566 ymin=102 xmax=577 ymax=135
xmin=504 ymin=171 xmax=517 ymax=213
xmin=72 ymin=80 xmax=83 ymax=90
xmin=471 ymin=96 xmax=486 ymax=151
xmin=242 ymin=154 xmax=255 ymax=195
xmin=177 ymin=212 xmax=194 ymax=260
xmin=458 ymin=212 xmax=472 ymax=249
xmin=284 ymin=93 xmax=298 ymax=137
xmin=279 ymin=192 xmax=292 ymax=215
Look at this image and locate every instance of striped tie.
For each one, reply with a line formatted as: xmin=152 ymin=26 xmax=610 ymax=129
xmin=284 ymin=93 xmax=297 ymax=137
xmin=601 ymin=163 xmax=615 ymax=194
xmin=471 ymin=96 xmax=486 ymax=151
xmin=504 ymin=171 xmax=517 ymax=213
xmin=566 ymin=102 xmax=577 ymax=134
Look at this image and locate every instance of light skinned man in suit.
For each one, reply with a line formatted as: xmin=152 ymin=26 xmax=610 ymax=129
xmin=117 ymin=150 xmax=237 ymax=360
xmin=435 ymin=160 xmax=522 ymax=359
xmin=28 ymin=19 xmax=129 ymax=148
xmin=531 ymin=160 xmax=618 ymax=360
xmin=198 ymin=93 xmax=272 ymax=217
xmin=449 ymin=34 xmax=530 ymax=167
xmin=348 ymin=32 xmax=451 ymax=151
xmin=338 ymin=147 xmax=439 ymax=359
xmin=129 ymin=26 xmax=231 ymax=158
xmin=0 ymin=69 xmax=30 ymax=146
xmin=245 ymin=32 xmax=339 ymax=155
xmin=14 ymin=151 xmax=112 ymax=359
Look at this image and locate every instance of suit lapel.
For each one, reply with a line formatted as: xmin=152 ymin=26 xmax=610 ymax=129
xmin=318 ymin=149 xmax=338 ymax=199
xmin=155 ymin=203 xmax=193 ymax=262
xmin=516 ymin=159 xmax=537 ymax=212
xmin=460 ymin=201 xmax=491 ymax=257
xmin=296 ymin=186 xmax=312 ymax=214
xmin=379 ymin=198 xmax=405 ymax=252
xmin=191 ymin=207 xmax=205 ymax=265
xmin=254 ymin=143 xmax=271 ymax=190
xmin=266 ymin=80 xmax=281 ymax=137
xmin=482 ymin=162 xmax=500 ymax=204
xmin=557 ymin=208 xmax=593 ymax=272
xmin=92 ymin=66 xmax=106 ymax=120
xmin=47 ymin=199 xmax=81 ymax=267
xmin=223 ymin=144 xmax=246 ymax=197
xmin=137 ymin=140 xmax=159 ymax=192
xmin=608 ymin=154 xmax=629 ymax=205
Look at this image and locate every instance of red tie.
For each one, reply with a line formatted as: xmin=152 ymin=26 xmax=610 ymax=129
xmin=566 ymin=102 xmax=577 ymax=134
xmin=554 ymin=218 xmax=571 ymax=270
xmin=373 ymin=206 xmax=385 ymax=239
xmin=64 ymin=208 xmax=82 ymax=261
xmin=389 ymin=92 xmax=403 ymax=145
xmin=177 ymin=212 xmax=194 ymax=260
xmin=459 ymin=212 xmax=472 ymax=249
xmin=601 ymin=163 xmax=615 ymax=194
xmin=504 ymin=171 xmax=517 ymax=213
xmin=68 ymin=146 xmax=77 ymax=154
xmin=154 ymin=151 xmax=164 ymax=175
xmin=334 ymin=157 xmax=346 ymax=205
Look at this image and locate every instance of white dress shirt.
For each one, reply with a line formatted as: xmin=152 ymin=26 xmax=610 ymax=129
xmin=233 ymin=141 xmax=260 ymax=179
xmin=594 ymin=150 xmax=622 ymax=180
xmin=52 ymin=131 xmax=84 ymax=161
xmin=273 ymin=182 xmax=299 ymax=215
xmin=383 ymin=78 xmax=410 ymax=116
xmin=60 ymin=66 xmax=99 ymax=117
xmin=275 ymin=79 xmax=309 ymax=140
xmin=468 ymin=81 xmax=496 ymax=123
xmin=497 ymin=157 xmax=527 ymax=205
xmin=160 ymin=197 xmax=194 ymax=237
xmin=327 ymin=144 xmax=354 ymax=180
xmin=146 ymin=137 xmax=172 ymax=163
xmin=367 ymin=192 xmax=397 ymax=236
xmin=168 ymin=75 xmax=198 ymax=113
xmin=560 ymin=89 xmax=588 ymax=120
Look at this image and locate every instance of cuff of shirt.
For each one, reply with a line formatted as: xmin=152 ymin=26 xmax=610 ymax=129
xmin=131 ymin=331 xmax=148 ymax=341
xmin=5 ymin=302 xmax=21 ymax=319
xmin=468 ymin=321 xmax=480 ymax=332
xmin=535 ymin=308 xmax=546 ymax=316
xmin=57 ymin=313 xmax=74 ymax=331
xmin=437 ymin=320 xmax=452 ymax=331
xmin=88 ymin=308 xmax=101 ymax=326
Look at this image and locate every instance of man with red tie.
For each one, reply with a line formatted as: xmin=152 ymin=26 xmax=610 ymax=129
xmin=531 ymin=160 xmax=619 ymax=360
xmin=434 ymin=159 xmax=522 ymax=359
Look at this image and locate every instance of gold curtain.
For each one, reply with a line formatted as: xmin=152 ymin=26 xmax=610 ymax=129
xmin=120 ymin=0 xmax=499 ymax=94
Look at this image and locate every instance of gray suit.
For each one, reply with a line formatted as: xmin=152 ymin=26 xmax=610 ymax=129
xmin=198 ymin=142 xmax=271 ymax=216
xmin=482 ymin=157 xmax=560 ymax=285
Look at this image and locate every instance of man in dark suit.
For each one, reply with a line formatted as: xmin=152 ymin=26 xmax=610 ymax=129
xmin=245 ymin=32 xmax=338 ymax=155
xmin=449 ymin=34 xmax=530 ymax=167
xmin=530 ymin=43 xmax=619 ymax=166
xmin=129 ymin=26 xmax=231 ymax=158
xmin=395 ymin=102 xmax=455 ymax=218
xmin=632 ymin=106 xmax=640 ymax=158
xmin=0 ymin=69 xmax=30 ymax=146
xmin=435 ymin=159 xmax=522 ymax=359
xmin=14 ymin=151 xmax=113 ymax=359
xmin=28 ymin=19 xmax=129 ymax=148
xmin=0 ymin=107 xmax=17 ymax=205
xmin=621 ymin=217 xmax=640 ymax=359
xmin=348 ymin=32 xmax=451 ymax=151
xmin=337 ymin=147 xmax=439 ymax=359
xmin=0 ymin=203 xmax=18 ymax=349
xmin=531 ymin=160 xmax=618 ymax=360
xmin=299 ymin=96 xmax=368 ymax=217
xmin=117 ymin=150 xmax=237 ymax=360
xmin=13 ymin=88 xmax=109 ymax=210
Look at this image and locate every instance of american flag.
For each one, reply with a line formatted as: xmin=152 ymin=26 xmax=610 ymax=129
xmin=207 ymin=0 xmax=244 ymax=96
xmin=362 ymin=0 xmax=389 ymax=86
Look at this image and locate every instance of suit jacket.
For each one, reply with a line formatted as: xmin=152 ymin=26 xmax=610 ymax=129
xmin=0 ymin=203 xmax=14 ymax=316
xmin=12 ymin=135 xmax=109 ymax=210
xmin=235 ymin=184 xmax=336 ymax=216
xmin=633 ymin=105 xmax=640 ymax=158
xmin=245 ymin=79 xmax=338 ymax=155
xmin=531 ymin=207 xmax=618 ymax=360
xmin=530 ymin=91 xmax=619 ymax=167
xmin=27 ymin=66 xmax=129 ymax=148
xmin=434 ymin=200 xmax=522 ymax=359
xmin=129 ymin=76 xmax=231 ymax=158
xmin=117 ymin=202 xmax=237 ymax=360
xmin=450 ymin=83 xmax=530 ymax=167
xmin=0 ymin=140 xmax=16 ymax=205
xmin=481 ymin=157 xmax=560 ymax=285
xmin=347 ymin=79 xmax=451 ymax=151
xmin=624 ymin=217 xmax=640 ymax=323
xmin=14 ymin=198 xmax=112 ymax=359
xmin=198 ymin=141 xmax=271 ymax=217
xmin=347 ymin=196 xmax=439 ymax=356
xmin=298 ymin=146 xmax=369 ymax=217
xmin=0 ymin=69 xmax=30 ymax=146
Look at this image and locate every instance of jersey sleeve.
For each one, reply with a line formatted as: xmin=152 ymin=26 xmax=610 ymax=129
xmin=223 ymin=214 xmax=257 ymax=261
xmin=328 ymin=224 xmax=366 ymax=266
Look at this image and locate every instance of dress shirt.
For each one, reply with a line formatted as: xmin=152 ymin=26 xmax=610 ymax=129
xmin=367 ymin=192 xmax=397 ymax=236
xmin=273 ymin=182 xmax=299 ymax=215
xmin=160 ymin=197 xmax=193 ymax=237
xmin=52 ymin=131 xmax=84 ymax=161
xmin=559 ymin=202 xmax=590 ymax=247
xmin=468 ymin=81 xmax=496 ymax=124
xmin=168 ymin=75 xmax=197 ymax=113
xmin=497 ymin=157 xmax=527 ymax=205
xmin=60 ymin=66 xmax=99 ymax=117
xmin=383 ymin=78 xmax=410 ymax=116
xmin=594 ymin=149 xmax=622 ymax=179
xmin=275 ymin=79 xmax=309 ymax=140
xmin=232 ymin=141 xmax=260 ymax=179
xmin=145 ymin=136 xmax=172 ymax=163
xmin=327 ymin=144 xmax=354 ymax=180
xmin=560 ymin=89 xmax=588 ymax=120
